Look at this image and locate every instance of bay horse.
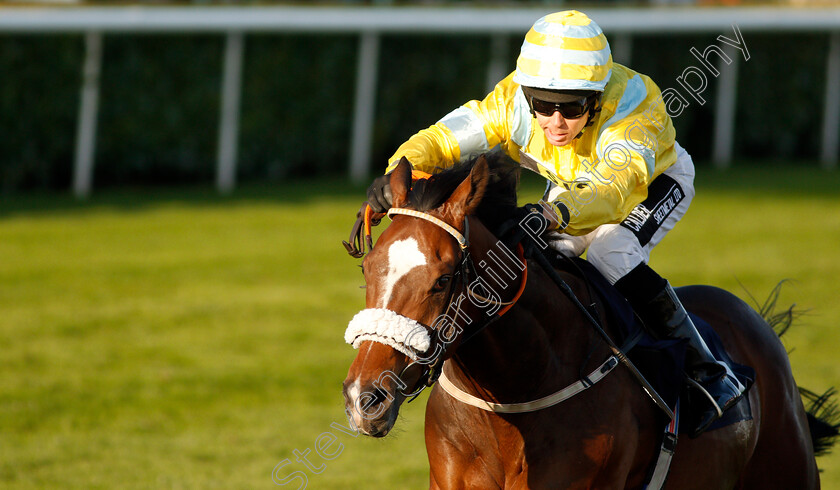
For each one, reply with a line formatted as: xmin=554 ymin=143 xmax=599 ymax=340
xmin=342 ymin=155 xmax=837 ymax=489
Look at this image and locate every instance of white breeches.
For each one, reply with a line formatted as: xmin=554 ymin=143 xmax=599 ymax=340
xmin=546 ymin=142 xmax=696 ymax=284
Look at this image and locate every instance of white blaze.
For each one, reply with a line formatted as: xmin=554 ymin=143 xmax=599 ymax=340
xmin=345 ymin=379 xmax=367 ymax=431
xmin=379 ymin=237 xmax=427 ymax=308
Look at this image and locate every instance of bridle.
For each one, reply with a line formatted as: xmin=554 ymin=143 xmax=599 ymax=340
xmin=344 ymin=201 xmax=674 ymax=418
xmin=385 ymin=207 xmax=527 ymax=401
xmin=344 ymin=198 xmax=680 ymax=485
xmin=387 ymin=208 xmax=618 ymax=411
xmin=388 ymin=208 xmax=469 ymax=250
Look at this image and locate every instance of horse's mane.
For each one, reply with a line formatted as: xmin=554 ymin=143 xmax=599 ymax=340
xmin=406 ymin=151 xmax=521 ymax=234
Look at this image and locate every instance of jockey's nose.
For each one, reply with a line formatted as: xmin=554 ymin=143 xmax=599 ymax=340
xmin=548 ymin=111 xmax=568 ymax=128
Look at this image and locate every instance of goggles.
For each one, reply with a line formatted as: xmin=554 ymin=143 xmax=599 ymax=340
xmin=528 ymin=95 xmax=594 ymax=119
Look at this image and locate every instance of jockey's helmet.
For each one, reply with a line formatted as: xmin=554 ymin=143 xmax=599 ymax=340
xmin=513 ymin=10 xmax=612 ymax=94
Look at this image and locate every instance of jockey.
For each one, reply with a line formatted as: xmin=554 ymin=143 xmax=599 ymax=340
xmin=366 ymin=10 xmax=745 ymax=436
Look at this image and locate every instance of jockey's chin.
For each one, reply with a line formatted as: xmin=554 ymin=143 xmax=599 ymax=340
xmin=536 ymin=111 xmax=588 ymax=147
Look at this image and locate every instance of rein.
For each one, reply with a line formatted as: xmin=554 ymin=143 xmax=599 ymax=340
xmin=385 ymin=207 xmax=528 ymax=401
xmin=528 ymin=249 xmax=675 ymax=420
xmin=343 ymin=203 xmax=671 ymax=419
xmin=342 ymin=203 xmax=383 ymax=258
xmin=366 ymin=205 xmax=615 ymax=412
xmin=342 ymin=170 xmax=433 ymax=258
xmin=438 ymin=356 xmax=618 ymax=413
xmin=343 ymin=194 xmax=680 ymax=488
xmin=388 ymin=207 xmax=527 ymax=319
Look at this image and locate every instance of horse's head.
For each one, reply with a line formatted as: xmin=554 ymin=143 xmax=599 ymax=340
xmin=342 ymin=156 xmax=493 ymax=437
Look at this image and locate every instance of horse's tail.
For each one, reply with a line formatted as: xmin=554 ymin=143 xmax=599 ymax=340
xmin=755 ymin=281 xmax=840 ymax=456
xmin=799 ymin=387 xmax=840 ymax=456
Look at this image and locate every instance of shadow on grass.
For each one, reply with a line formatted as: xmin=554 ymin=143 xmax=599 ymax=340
xmin=1 ymin=161 xmax=838 ymax=219
xmin=0 ymin=177 xmax=369 ymax=218
xmin=693 ymin=161 xmax=840 ymax=197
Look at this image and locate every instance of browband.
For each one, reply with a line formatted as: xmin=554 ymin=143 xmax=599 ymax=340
xmin=388 ymin=208 xmax=469 ymax=250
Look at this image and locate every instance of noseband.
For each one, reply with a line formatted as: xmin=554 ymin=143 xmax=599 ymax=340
xmin=386 ymin=207 xmax=474 ymax=399
xmin=390 ymin=208 xmax=530 ymax=400
xmin=344 ymin=206 xmax=527 ymax=401
xmin=345 ymin=202 xmax=674 ymax=427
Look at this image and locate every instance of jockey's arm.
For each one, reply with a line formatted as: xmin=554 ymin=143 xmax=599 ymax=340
xmin=384 ymin=123 xmax=462 ymax=175
xmin=385 ymin=75 xmax=520 ymax=175
xmin=548 ymin=164 xmax=640 ymax=236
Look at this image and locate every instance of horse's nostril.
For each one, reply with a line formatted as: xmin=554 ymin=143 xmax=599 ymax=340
xmin=373 ymin=387 xmax=390 ymax=404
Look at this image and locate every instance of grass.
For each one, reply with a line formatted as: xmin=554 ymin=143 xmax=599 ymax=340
xmin=1 ymin=163 xmax=838 ymax=488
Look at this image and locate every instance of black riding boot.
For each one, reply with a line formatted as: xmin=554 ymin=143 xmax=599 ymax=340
xmin=645 ymin=283 xmax=746 ymax=436
xmin=615 ymin=264 xmax=746 ymax=437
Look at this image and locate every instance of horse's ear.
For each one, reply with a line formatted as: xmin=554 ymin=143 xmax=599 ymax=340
xmin=446 ymin=156 xmax=488 ymax=223
xmin=389 ymin=157 xmax=413 ymax=208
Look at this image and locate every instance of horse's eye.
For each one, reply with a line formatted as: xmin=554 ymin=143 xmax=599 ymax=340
xmin=432 ymin=275 xmax=452 ymax=293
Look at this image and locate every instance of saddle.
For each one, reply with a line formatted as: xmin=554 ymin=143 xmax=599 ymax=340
xmin=549 ymin=253 xmax=756 ymax=435
xmin=342 ymin=200 xmax=754 ymax=434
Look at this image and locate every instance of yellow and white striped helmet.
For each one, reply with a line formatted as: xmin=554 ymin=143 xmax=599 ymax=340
xmin=513 ymin=10 xmax=612 ymax=92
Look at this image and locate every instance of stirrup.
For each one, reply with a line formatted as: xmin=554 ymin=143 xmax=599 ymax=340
xmin=686 ymin=378 xmax=724 ymax=419
xmin=686 ymin=374 xmax=745 ymax=437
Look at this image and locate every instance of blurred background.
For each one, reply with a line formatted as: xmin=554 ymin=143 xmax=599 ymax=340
xmin=1 ymin=1 xmax=839 ymax=488
xmin=2 ymin=0 xmax=839 ymax=194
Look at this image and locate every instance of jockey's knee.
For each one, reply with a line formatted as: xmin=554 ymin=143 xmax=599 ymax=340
xmin=586 ymin=225 xmax=647 ymax=285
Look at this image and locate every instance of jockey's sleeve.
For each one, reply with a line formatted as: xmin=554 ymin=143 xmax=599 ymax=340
xmin=548 ymin=157 xmax=643 ymax=236
xmin=385 ymin=74 xmax=521 ymax=175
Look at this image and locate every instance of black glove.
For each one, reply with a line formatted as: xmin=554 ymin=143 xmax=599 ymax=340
xmin=366 ymin=174 xmax=393 ymax=213
xmin=498 ymin=202 xmax=568 ymax=249
xmin=516 ymin=202 xmax=552 ymax=235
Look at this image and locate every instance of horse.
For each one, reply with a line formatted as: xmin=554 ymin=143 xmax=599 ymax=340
xmin=342 ymin=154 xmax=837 ymax=489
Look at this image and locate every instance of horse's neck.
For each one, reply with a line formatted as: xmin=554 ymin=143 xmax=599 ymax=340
xmin=448 ymin=248 xmax=603 ymax=401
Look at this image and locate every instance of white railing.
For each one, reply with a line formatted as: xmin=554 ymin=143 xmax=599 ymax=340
xmin=2 ymin=5 xmax=839 ymax=196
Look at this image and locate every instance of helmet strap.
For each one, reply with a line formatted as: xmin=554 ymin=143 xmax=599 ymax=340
xmin=584 ymin=93 xmax=603 ymax=128
xmin=575 ymin=94 xmax=603 ymax=139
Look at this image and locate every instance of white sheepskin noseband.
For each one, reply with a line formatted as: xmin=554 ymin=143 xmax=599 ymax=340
xmin=345 ymin=308 xmax=432 ymax=360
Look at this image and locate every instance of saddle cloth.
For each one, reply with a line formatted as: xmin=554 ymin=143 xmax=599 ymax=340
xmin=563 ymin=256 xmax=755 ymax=433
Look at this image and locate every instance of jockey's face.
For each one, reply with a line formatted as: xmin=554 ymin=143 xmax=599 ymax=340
xmin=535 ymin=110 xmax=588 ymax=147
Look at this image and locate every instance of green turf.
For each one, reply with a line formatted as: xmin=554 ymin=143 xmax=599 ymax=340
xmin=1 ymin=164 xmax=838 ymax=488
